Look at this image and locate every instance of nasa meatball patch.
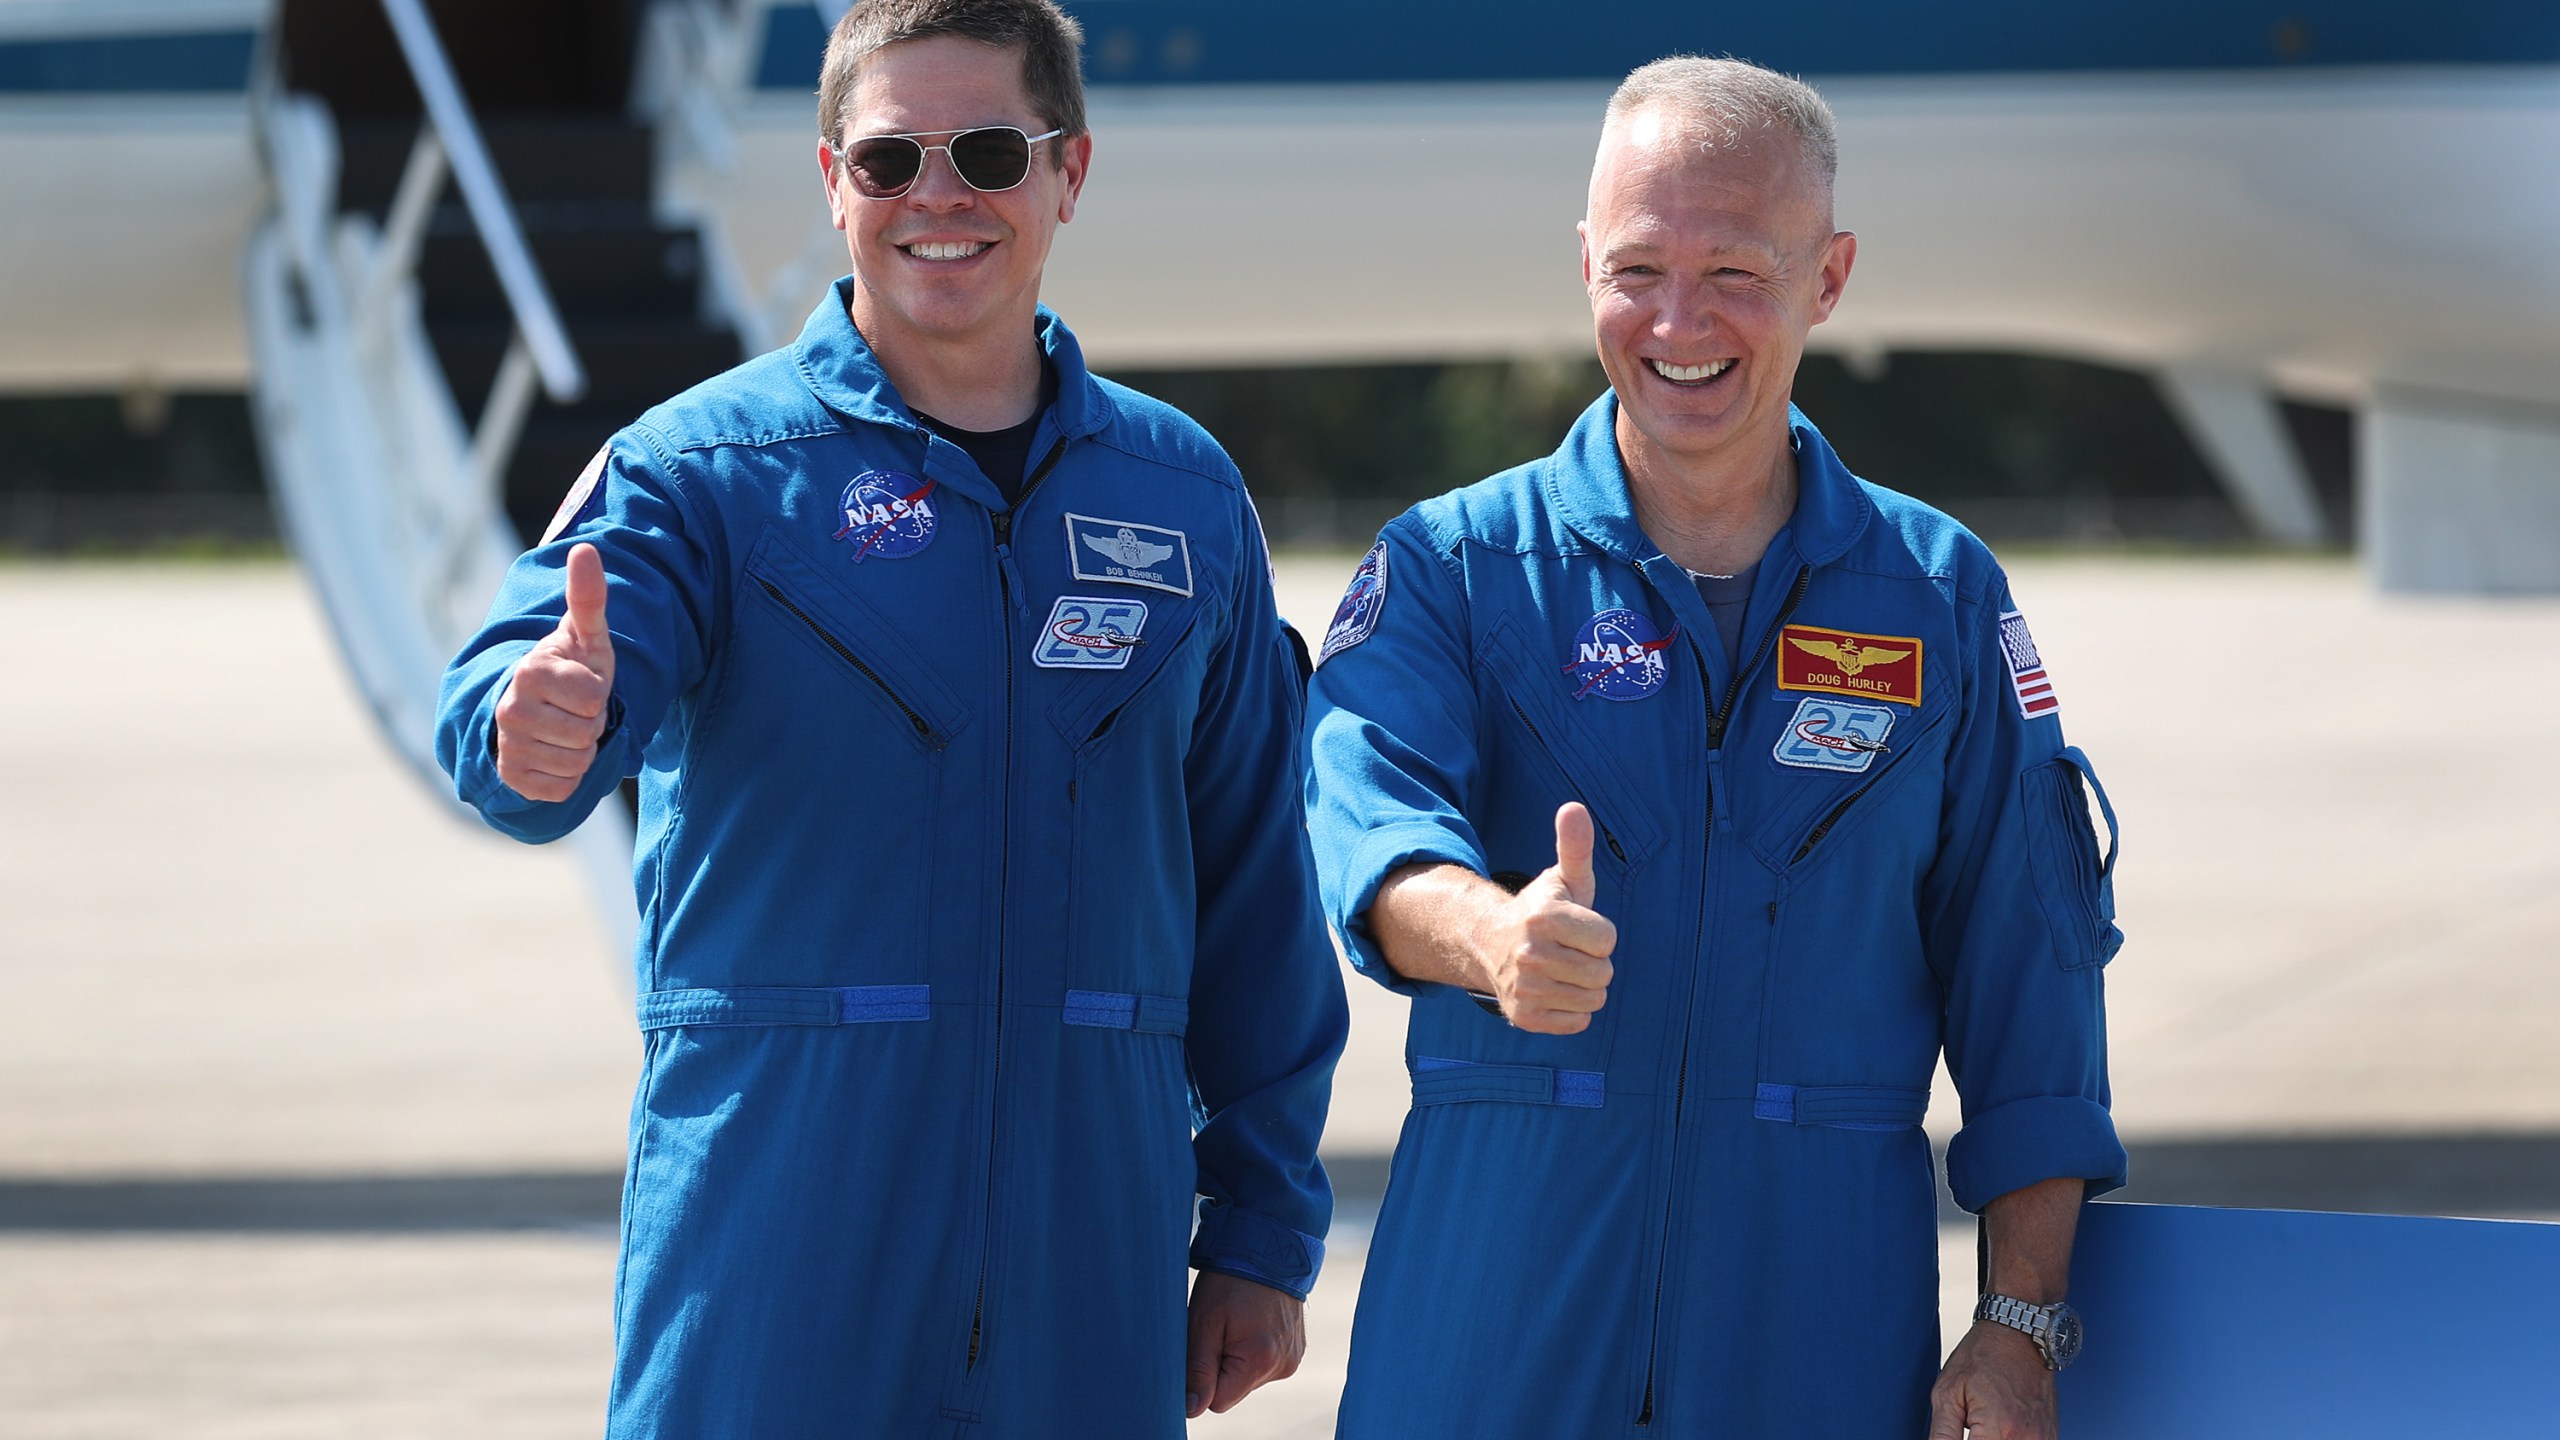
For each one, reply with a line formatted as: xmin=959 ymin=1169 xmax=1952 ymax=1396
xmin=834 ymin=470 xmax=939 ymax=561
xmin=1065 ymin=513 xmax=1193 ymax=596
xmin=1566 ymin=607 xmax=1677 ymax=702
xmin=1319 ymin=540 xmax=1389 ymax=664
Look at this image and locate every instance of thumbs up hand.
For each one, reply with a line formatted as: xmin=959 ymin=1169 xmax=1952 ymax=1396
xmin=1470 ymin=802 xmax=1618 ymax=1034
xmin=494 ymin=543 xmax=618 ymax=803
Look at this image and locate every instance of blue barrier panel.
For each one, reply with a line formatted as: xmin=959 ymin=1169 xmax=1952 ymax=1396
xmin=2061 ymin=1201 xmax=2560 ymax=1438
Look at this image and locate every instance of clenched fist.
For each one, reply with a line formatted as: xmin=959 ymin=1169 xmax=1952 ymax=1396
xmin=1469 ymin=802 xmax=1618 ymax=1034
xmin=495 ymin=542 xmax=616 ymax=802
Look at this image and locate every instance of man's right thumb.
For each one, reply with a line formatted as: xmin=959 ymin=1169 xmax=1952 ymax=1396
xmin=563 ymin=543 xmax=611 ymax=647
xmin=1552 ymin=801 xmax=1597 ymax=907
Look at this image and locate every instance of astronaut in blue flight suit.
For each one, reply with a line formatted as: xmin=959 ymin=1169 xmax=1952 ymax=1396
xmin=433 ymin=4 xmax=1345 ymax=1435
xmin=1306 ymin=59 xmax=2125 ymax=1440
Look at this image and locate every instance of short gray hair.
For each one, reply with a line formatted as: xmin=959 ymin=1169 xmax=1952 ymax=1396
xmin=1603 ymin=56 xmax=1838 ymax=186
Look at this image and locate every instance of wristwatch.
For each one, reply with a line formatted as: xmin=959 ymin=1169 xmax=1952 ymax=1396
xmin=1972 ymin=1294 xmax=2083 ymax=1370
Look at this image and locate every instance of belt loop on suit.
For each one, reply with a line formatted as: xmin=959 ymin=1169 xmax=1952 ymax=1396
xmin=636 ymin=984 xmax=931 ymax=1030
xmin=1061 ymin=989 xmax=1189 ymax=1036
xmin=1409 ymin=1056 xmax=1606 ymax=1108
xmin=1753 ymin=1082 xmax=1928 ymax=1131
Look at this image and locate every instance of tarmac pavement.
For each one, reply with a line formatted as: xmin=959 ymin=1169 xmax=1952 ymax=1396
xmin=4 ymin=553 xmax=2557 ymax=1438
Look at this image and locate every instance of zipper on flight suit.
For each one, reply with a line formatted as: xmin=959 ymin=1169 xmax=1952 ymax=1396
xmin=1636 ymin=565 xmax=1809 ymax=1426
xmin=964 ymin=437 xmax=1069 ymax=1372
xmin=749 ymin=578 xmax=943 ymax=744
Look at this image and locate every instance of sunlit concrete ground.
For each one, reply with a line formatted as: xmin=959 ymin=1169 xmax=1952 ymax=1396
xmin=3 ymin=553 xmax=2557 ymax=1438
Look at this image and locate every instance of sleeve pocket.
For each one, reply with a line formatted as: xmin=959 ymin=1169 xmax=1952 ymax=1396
xmin=2023 ymin=746 xmax=2122 ymax=971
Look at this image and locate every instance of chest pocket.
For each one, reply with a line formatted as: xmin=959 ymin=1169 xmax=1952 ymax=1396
xmin=1041 ymin=592 xmax=1214 ymax=750
xmin=1477 ymin=612 xmax=1668 ymax=876
xmin=738 ymin=530 xmax=972 ymax=750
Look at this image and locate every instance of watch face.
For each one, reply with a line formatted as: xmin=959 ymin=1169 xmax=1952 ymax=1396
xmin=2048 ymin=1305 xmax=2084 ymax=1368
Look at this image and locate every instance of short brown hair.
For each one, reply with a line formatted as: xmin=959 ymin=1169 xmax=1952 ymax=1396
xmin=817 ymin=0 xmax=1086 ymax=165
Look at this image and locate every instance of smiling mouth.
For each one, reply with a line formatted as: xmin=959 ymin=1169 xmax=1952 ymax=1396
xmin=901 ymin=240 xmax=992 ymax=261
xmin=1646 ymin=357 xmax=1734 ymax=387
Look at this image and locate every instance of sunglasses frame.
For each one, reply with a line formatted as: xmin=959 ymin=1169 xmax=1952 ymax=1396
xmin=835 ymin=126 xmax=1067 ymax=199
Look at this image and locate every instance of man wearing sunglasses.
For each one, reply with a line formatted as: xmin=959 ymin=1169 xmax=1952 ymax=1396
xmin=434 ymin=1 xmax=1345 ymax=1435
xmin=1304 ymin=57 xmax=2126 ymax=1440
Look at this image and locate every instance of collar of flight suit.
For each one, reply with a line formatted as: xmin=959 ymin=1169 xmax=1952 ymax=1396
xmin=1540 ymin=392 xmax=1874 ymax=573
xmin=790 ymin=276 xmax=1120 ymax=510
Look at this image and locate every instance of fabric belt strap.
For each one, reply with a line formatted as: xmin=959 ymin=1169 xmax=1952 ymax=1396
xmin=636 ymin=985 xmax=930 ymax=1030
xmin=1753 ymin=1083 xmax=1929 ymax=1131
xmin=1410 ymin=1055 xmax=1606 ymax=1109
xmin=1061 ymin=990 xmax=1189 ymax=1035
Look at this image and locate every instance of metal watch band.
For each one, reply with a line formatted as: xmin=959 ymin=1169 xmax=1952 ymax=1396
xmin=1974 ymin=1293 xmax=2063 ymax=1369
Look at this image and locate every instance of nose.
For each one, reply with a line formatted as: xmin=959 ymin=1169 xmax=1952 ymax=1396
xmin=902 ymin=144 xmax=978 ymax=208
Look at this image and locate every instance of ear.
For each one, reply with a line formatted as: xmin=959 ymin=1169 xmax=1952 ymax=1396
xmin=819 ymin=141 xmax=850 ymax=232
xmin=1578 ymin=220 xmax=1593 ymax=288
xmin=1055 ymin=131 xmax=1093 ymax=225
xmin=1809 ymin=230 xmax=1857 ymax=324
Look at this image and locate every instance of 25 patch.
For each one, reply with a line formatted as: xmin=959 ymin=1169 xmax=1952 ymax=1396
xmin=1772 ymin=696 xmax=1897 ymax=773
xmin=1319 ymin=541 xmax=1389 ymax=663
xmin=1034 ymin=595 xmax=1149 ymax=669
xmin=1066 ymin=513 xmax=1193 ymax=596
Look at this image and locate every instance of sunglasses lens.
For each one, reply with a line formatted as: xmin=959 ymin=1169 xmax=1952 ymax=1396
xmin=846 ymin=137 xmax=924 ymax=197
xmin=948 ymin=128 xmax=1034 ymax=191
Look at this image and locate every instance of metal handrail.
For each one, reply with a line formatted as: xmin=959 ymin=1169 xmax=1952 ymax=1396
xmin=376 ymin=0 xmax=587 ymax=405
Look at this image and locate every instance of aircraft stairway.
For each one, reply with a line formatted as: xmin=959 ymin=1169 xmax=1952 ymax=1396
xmin=244 ymin=0 xmax=773 ymax=967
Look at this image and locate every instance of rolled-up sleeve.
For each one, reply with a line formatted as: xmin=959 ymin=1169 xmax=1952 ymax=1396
xmin=1926 ymin=573 xmax=2127 ymax=1213
xmin=1304 ymin=518 xmax=1489 ymax=993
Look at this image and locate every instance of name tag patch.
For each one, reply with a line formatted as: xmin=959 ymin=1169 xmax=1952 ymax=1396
xmin=1034 ymin=595 xmax=1149 ymax=670
xmin=834 ymin=470 xmax=938 ymax=561
xmin=1566 ymin=608 xmax=1676 ymax=702
xmin=2000 ymin=610 xmax=2060 ymax=718
xmin=1066 ymin=513 xmax=1193 ymax=596
xmin=1319 ymin=540 xmax=1389 ymax=663
xmin=1777 ymin=624 xmax=1923 ymax=707
xmin=1772 ymin=696 xmax=1897 ymax=773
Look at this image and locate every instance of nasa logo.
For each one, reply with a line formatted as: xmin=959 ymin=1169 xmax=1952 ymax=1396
xmin=1565 ymin=607 xmax=1676 ymax=702
xmin=1772 ymin=696 xmax=1898 ymax=773
xmin=1034 ymin=595 xmax=1150 ymax=670
xmin=1319 ymin=541 xmax=1389 ymax=663
xmin=1065 ymin=512 xmax=1193 ymax=596
xmin=833 ymin=470 xmax=938 ymax=561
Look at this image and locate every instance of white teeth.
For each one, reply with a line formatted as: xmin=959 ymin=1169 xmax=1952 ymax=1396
xmin=907 ymin=241 xmax=989 ymax=260
xmin=1650 ymin=359 xmax=1732 ymax=382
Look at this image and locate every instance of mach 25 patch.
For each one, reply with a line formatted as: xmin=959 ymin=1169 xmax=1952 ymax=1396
xmin=1777 ymin=624 xmax=1923 ymax=707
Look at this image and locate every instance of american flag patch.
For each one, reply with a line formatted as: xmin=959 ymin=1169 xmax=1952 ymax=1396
xmin=1999 ymin=610 xmax=2059 ymax=719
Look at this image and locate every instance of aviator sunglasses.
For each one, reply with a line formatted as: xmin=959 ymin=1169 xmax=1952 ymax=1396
xmin=835 ymin=126 xmax=1065 ymax=199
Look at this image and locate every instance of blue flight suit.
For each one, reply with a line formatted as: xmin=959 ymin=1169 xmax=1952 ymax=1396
xmin=1306 ymin=396 xmax=2126 ymax=1438
xmin=436 ymin=280 xmax=1346 ymax=1438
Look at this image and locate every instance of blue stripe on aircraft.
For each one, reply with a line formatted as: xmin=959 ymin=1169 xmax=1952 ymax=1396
xmin=764 ymin=1 xmax=2560 ymax=91
xmin=0 ymin=31 xmax=255 ymax=93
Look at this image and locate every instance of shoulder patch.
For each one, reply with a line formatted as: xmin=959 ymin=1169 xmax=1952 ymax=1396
xmin=540 ymin=446 xmax=610 ymax=544
xmin=2000 ymin=610 xmax=2060 ymax=719
xmin=1319 ymin=540 xmax=1389 ymax=663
